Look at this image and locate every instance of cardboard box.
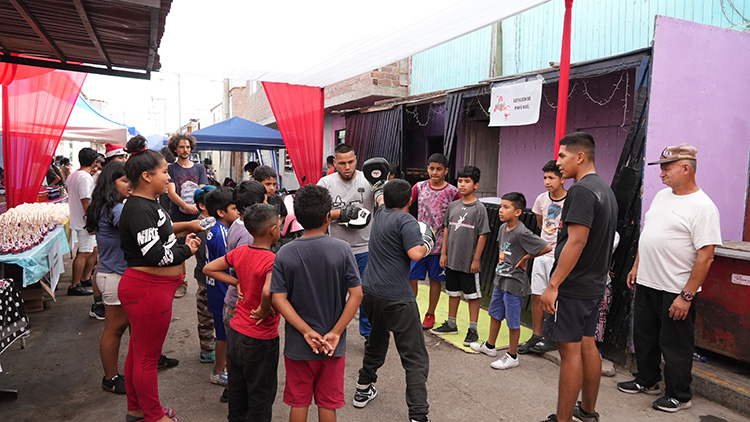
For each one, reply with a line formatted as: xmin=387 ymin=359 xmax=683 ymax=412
xmin=20 ymin=285 xmax=44 ymax=313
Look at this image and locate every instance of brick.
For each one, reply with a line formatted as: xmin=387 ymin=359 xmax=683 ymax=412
xmin=385 ymin=73 xmax=397 ymax=80
xmin=380 ymin=79 xmax=391 ymax=86
xmin=372 ymin=72 xmax=385 ymax=79
xmin=380 ymin=66 xmax=393 ymax=73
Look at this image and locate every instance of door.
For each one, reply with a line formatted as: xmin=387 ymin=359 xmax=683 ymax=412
xmin=465 ymin=120 xmax=500 ymax=198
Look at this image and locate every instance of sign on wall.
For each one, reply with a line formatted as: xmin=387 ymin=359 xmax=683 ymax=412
xmin=488 ymin=77 xmax=543 ymax=127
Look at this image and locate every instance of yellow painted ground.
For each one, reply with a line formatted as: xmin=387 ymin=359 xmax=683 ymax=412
xmin=417 ymin=284 xmax=533 ymax=353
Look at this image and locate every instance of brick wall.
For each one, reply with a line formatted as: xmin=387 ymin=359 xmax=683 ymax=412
xmin=230 ymin=82 xmax=275 ymax=124
xmin=325 ymin=59 xmax=410 ymax=101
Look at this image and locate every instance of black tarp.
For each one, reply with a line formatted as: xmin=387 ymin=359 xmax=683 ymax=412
xmin=345 ymin=106 xmax=403 ymax=166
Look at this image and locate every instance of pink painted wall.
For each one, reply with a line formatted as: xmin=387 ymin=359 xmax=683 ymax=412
xmin=646 ymin=16 xmax=750 ymax=240
xmin=331 ymin=114 xmax=345 ymax=148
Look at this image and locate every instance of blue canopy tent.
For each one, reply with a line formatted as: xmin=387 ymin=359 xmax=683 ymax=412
xmin=146 ymin=133 xmax=168 ymax=150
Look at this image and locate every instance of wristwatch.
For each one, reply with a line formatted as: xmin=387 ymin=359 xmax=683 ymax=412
xmin=680 ymin=290 xmax=695 ymax=302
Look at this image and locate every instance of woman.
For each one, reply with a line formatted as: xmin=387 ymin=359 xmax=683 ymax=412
xmin=118 ymin=135 xmax=200 ymax=422
xmin=84 ymin=162 xmax=131 ymax=395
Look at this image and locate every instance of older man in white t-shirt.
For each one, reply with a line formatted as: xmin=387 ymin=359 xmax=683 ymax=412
xmin=618 ymin=144 xmax=721 ymax=414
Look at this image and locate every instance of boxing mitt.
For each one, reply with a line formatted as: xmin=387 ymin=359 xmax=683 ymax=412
xmin=362 ymin=157 xmax=390 ymax=186
xmin=418 ymin=222 xmax=436 ymax=257
xmin=338 ymin=203 xmax=372 ymax=229
xmin=372 ymin=180 xmax=386 ymax=204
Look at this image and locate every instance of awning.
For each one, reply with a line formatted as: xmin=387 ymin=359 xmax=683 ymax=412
xmin=191 ymin=116 xmax=284 ymax=152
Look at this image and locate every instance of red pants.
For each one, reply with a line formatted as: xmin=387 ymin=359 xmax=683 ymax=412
xmin=119 ymin=268 xmax=181 ymax=422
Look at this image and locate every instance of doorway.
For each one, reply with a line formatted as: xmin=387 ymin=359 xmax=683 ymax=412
xmin=465 ymin=120 xmax=500 ymax=198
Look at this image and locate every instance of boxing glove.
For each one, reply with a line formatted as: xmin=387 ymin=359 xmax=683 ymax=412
xmin=418 ymin=221 xmax=436 ymax=256
xmin=338 ymin=204 xmax=372 ymax=229
xmin=362 ymin=157 xmax=390 ymax=186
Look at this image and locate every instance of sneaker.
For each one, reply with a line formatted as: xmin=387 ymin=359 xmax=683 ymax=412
xmin=652 ymin=396 xmax=692 ymax=413
xmin=210 ymin=369 xmax=228 ymax=386
xmin=572 ymin=401 xmax=600 ymax=422
xmin=540 ymin=415 xmax=558 ymax=422
xmin=220 ymin=388 xmax=229 ymax=403
xmin=101 ymin=374 xmax=126 ymax=394
xmin=125 ymin=407 xmax=175 ymax=422
xmin=67 ymin=284 xmax=93 ymax=296
xmin=518 ymin=334 xmax=543 ymax=354
xmin=430 ymin=320 xmax=458 ymax=335
xmin=80 ymin=278 xmax=92 ymax=288
xmin=89 ymin=303 xmax=105 ymax=320
xmin=469 ymin=341 xmax=498 ymax=357
xmin=490 ymin=353 xmax=519 ymax=370
xmin=200 ymin=351 xmax=216 ymax=363
xmin=353 ymin=383 xmax=377 ymax=408
xmin=158 ymin=354 xmax=180 ymax=371
xmin=421 ymin=313 xmax=436 ymax=330
xmin=530 ymin=339 xmax=557 ymax=354
xmin=161 ymin=407 xmax=176 ymax=418
xmin=174 ymin=284 xmax=187 ymax=298
xmin=617 ymin=379 xmax=660 ymax=395
xmin=410 ymin=418 xmax=431 ymax=422
xmin=463 ymin=328 xmax=479 ymax=346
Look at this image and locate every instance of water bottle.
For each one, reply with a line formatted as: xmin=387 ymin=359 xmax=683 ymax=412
xmin=693 ymin=352 xmax=707 ymax=362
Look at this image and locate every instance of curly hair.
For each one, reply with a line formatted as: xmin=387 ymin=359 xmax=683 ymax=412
xmin=167 ymin=133 xmax=197 ymax=155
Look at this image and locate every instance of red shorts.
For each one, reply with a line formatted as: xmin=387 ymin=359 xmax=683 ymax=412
xmin=283 ymin=356 xmax=345 ymax=409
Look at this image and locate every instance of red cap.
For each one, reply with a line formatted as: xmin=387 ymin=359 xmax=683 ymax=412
xmin=105 ymin=143 xmax=127 ymax=158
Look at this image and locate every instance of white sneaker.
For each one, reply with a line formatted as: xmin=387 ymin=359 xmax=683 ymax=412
xmin=469 ymin=341 xmax=498 ymax=357
xmin=490 ymin=353 xmax=519 ymax=370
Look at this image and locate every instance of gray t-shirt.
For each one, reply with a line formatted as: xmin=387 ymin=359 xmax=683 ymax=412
xmin=271 ymin=235 xmax=361 ymax=360
xmin=363 ymin=205 xmax=424 ymax=302
xmin=493 ymin=221 xmax=549 ymax=297
xmin=443 ymin=199 xmax=491 ymax=273
xmin=317 ymin=170 xmax=373 ymax=254
xmin=224 ymin=218 xmax=253 ymax=307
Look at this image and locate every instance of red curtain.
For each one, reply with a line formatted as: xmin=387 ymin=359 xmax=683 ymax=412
xmin=554 ymin=0 xmax=574 ymax=156
xmin=262 ymin=82 xmax=324 ymax=186
xmin=1 ymin=63 xmax=86 ymax=207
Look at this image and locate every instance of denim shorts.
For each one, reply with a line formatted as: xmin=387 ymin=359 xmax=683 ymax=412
xmin=488 ymin=288 xmax=523 ymax=329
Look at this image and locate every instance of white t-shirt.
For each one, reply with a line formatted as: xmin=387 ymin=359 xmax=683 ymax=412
xmin=67 ymin=169 xmax=95 ymax=230
xmin=532 ymin=192 xmax=566 ymax=257
xmin=637 ymin=188 xmax=721 ymax=294
xmin=317 ymin=170 xmax=373 ymax=255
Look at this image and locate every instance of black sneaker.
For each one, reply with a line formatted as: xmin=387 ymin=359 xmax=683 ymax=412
xmin=652 ymin=396 xmax=692 ymax=413
xmin=518 ymin=334 xmax=543 ymax=354
xmin=530 ymin=339 xmax=557 ymax=354
xmin=219 ymin=388 xmax=229 ymax=403
xmin=462 ymin=328 xmax=479 ymax=346
xmin=617 ymin=379 xmax=660 ymax=395
xmin=80 ymin=278 xmax=92 ymax=288
xmin=102 ymin=374 xmax=126 ymax=394
xmin=410 ymin=417 xmax=431 ymax=422
xmin=541 ymin=414 xmax=558 ymax=422
xmin=67 ymin=284 xmax=93 ymax=296
xmin=572 ymin=401 xmax=599 ymax=422
xmin=157 ymin=354 xmax=179 ymax=371
xmin=430 ymin=321 xmax=458 ymax=335
xmin=89 ymin=303 xmax=105 ymax=320
xmin=353 ymin=384 xmax=377 ymax=408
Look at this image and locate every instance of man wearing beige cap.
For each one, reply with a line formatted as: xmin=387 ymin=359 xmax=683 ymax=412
xmin=617 ymin=144 xmax=721 ymax=413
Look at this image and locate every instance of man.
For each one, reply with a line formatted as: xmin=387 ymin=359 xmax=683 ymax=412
xmin=618 ymin=144 xmax=720 ymax=413
xmin=166 ymin=133 xmax=208 ymax=298
xmin=67 ymin=148 xmax=98 ymax=297
xmin=317 ymin=143 xmax=374 ymax=338
xmin=540 ymin=132 xmax=617 ymax=422
xmin=325 ymin=154 xmax=335 ymax=176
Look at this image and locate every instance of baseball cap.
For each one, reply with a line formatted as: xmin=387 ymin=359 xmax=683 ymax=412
xmin=647 ymin=143 xmax=698 ymax=165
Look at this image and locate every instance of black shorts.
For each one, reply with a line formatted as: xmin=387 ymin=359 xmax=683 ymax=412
xmin=542 ymin=294 xmax=601 ymax=343
xmin=445 ymin=268 xmax=481 ymax=300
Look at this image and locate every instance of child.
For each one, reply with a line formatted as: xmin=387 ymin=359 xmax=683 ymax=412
xmin=470 ymin=192 xmax=550 ymax=369
xmin=521 ymin=160 xmax=567 ymax=354
xmin=204 ymin=187 xmax=241 ymax=387
xmin=271 ymin=185 xmax=363 ymax=422
xmin=408 ymin=153 xmax=461 ymax=329
xmin=432 ymin=166 xmax=490 ymax=346
xmin=193 ymin=185 xmax=218 ymax=365
xmin=203 ymin=203 xmax=282 ymax=422
xmin=253 ymin=165 xmax=288 ymax=222
xmin=354 ymin=179 xmax=433 ymax=422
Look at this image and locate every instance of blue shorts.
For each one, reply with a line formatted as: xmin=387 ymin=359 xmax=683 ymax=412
xmin=488 ymin=288 xmax=523 ymax=329
xmin=409 ymin=255 xmax=446 ymax=282
xmin=212 ymin=311 xmax=227 ymax=341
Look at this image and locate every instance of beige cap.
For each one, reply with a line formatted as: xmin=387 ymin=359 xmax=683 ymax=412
xmin=648 ymin=143 xmax=698 ymax=165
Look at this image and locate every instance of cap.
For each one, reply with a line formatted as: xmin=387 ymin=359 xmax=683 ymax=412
xmin=647 ymin=143 xmax=698 ymax=165
xmin=105 ymin=143 xmax=127 ymax=158
xmin=193 ymin=185 xmax=217 ymax=205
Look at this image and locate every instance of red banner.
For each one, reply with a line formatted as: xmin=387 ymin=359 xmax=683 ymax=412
xmin=554 ymin=0 xmax=574 ymax=157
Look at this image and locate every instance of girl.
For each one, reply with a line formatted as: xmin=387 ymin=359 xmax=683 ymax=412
xmin=118 ymin=135 xmax=201 ymax=422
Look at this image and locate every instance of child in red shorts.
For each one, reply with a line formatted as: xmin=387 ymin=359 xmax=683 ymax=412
xmin=271 ymin=185 xmax=363 ymax=422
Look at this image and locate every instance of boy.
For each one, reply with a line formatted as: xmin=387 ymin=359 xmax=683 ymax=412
xmin=204 ymin=203 xmax=282 ymax=422
xmin=253 ymin=165 xmax=288 ymax=223
xmin=432 ymin=166 xmax=490 ymax=346
xmin=354 ymin=179 xmax=434 ymax=422
xmin=470 ymin=192 xmax=551 ymax=369
xmin=521 ymin=160 xmax=568 ymax=354
xmin=271 ymin=185 xmax=363 ymax=422
xmin=204 ymin=187 xmax=241 ymax=387
xmin=194 ymin=185 xmax=218 ymax=365
xmin=409 ymin=153 xmax=461 ymax=329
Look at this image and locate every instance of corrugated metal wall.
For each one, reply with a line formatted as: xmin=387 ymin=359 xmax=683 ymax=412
xmin=502 ymin=0 xmax=750 ymax=75
xmin=410 ymin=26 xmax=494 ymax=96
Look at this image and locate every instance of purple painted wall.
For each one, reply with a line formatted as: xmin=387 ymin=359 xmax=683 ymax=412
xmin=403 ymin=104 xmax=446 ymax=170
xmin=646 ymin=17 xmax=750 ymax=240
xmin=497 ymin=70 xmax=635 ymax=204
xmin=330 ymin=114 xmax=345 ymax=148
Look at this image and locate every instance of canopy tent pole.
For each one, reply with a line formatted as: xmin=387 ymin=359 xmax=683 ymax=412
xmin=554 ymin=0 xmax=574 ymax=157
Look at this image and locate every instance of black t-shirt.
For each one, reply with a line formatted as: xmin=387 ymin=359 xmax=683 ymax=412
xmin=553 ymin=174 xmax=617 ymax=299
xmin=119 ymin=195 xmax=192 ymax=268
xmin=363 ymin=205 xmax=424 ymax=302
xmin=267 ymin=194 xmax=288 ymax=218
